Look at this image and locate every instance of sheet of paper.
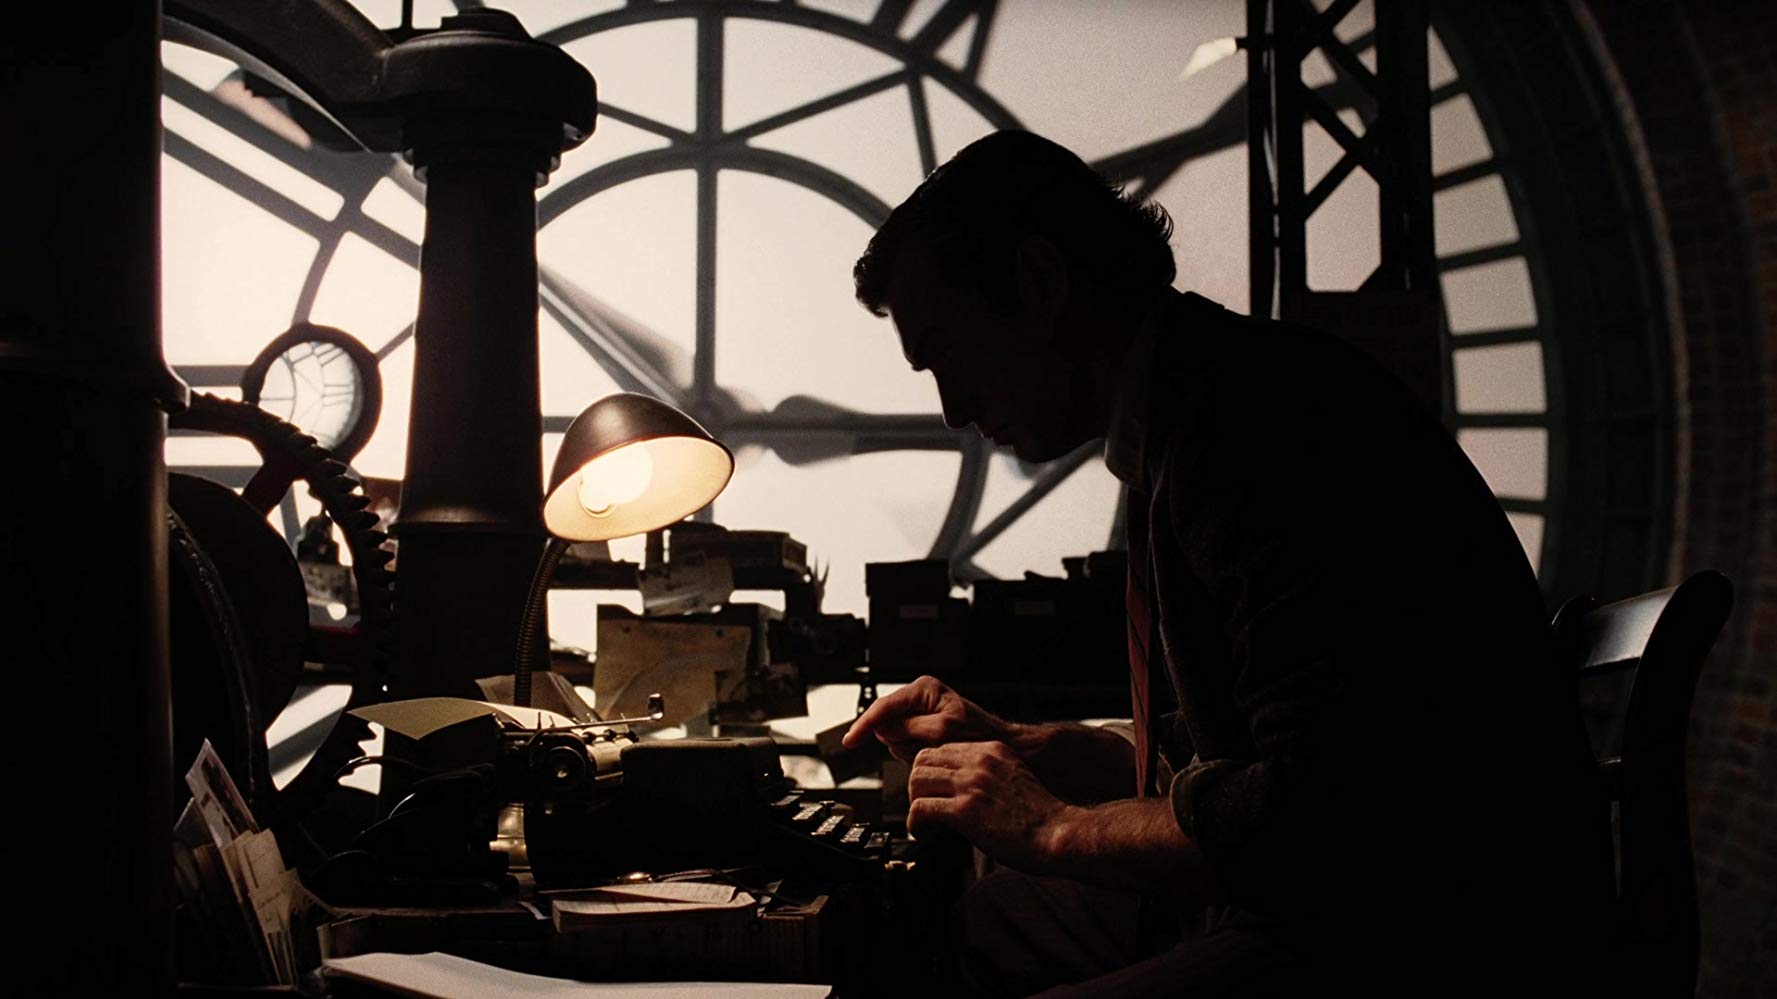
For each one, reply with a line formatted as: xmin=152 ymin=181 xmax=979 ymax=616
xmin=350 ymin=696 xmax=580 ymax=740
xmin=249 ymin=872 xmax=296 ymax=985
xmin=220 ymin=834 xmax=252 ymax=902
xmin=323 ymin=952 xmax=831 ymax=998
xmin=599 ymin=882 xmax=740 ymax=904
xmin=476 ymin=672 xmax=598 ymax=722
xmin=193 ymin=842 xmax=273 ymax=982
xmin=185 ymin=739 xmax=257 ymax=848
xmin=173 ymin=798 xmax=213 ymax=850
xmin=241 ymin=830 xmax=286 ymax=893
xmin=593 ymin=617 xmax=748 ymax=726
xmin=481 ymin=701 xmax=581 ymax=731
xmin=552 ymin=881 xmax=755 ymax=922
xmin=349 ymin=697 xmax=508 ymax=741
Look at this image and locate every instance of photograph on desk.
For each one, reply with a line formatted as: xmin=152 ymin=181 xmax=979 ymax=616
xmin=172 ymin=740 xmax=338 ymax=988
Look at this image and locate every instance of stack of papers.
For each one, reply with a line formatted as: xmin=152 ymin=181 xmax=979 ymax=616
xmin=549 ymin=881 xmax=756 ymax=932
xmin=172 ymin=740 xmax=333 ymax=985
xmin=324 ymin=952 xmax=832 ymax=998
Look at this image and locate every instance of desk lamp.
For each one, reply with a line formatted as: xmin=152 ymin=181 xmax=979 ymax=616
xmin=514 ymin=392 xmax=734 ymax=707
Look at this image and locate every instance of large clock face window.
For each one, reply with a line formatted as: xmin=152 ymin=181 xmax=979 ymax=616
xmin=161 ymin=0 xmax=1556 ymax=656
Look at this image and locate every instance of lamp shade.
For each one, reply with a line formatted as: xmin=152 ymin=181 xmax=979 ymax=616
xmin=541 ymin=393 xmax=733 ymax=541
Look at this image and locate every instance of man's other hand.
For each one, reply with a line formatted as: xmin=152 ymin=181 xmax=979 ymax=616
xmin=905 ymin=741 xmax=1075 ymax=874
xmin=842 ymin=675 xmax=1016 ymax=763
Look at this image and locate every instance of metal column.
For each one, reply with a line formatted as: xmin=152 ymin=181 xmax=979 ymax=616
xmin=1247 ymin=0 xmax=1442 ymax=408
xmin=161 ymin=2 xmax=595 ymax=699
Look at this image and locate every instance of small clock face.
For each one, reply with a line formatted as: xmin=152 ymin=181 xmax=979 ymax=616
xmin=255 ymin=339 xmax=363 ymax=447
xmin=242 ymin=324 xmax=382 ymax=462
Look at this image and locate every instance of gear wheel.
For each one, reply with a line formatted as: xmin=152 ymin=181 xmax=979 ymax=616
xmin=170 ymin=391 xmax=396 ymax=830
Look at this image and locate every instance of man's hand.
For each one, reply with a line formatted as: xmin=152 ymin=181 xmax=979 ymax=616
xmin=905 ymin=741 xmax=1076 ymax=874
xmin=909 ymin=744 xmax=1218 ymax=899
xmin=842 ymin=675 xmax=1017 ymax=764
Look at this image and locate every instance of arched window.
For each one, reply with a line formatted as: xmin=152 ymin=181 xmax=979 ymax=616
xmin=161 ymin=0 xmax=1671 ymax=771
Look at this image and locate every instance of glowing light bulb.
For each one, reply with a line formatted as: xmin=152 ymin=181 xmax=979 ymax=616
xmin=576 ymin=443 xmax=654 ymax=516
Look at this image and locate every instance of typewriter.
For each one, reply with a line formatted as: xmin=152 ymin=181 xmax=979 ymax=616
xmin=318 ymin=705 xmax=901 ymax=904
xmin=514 ymin=729 xmax=894 ymax=887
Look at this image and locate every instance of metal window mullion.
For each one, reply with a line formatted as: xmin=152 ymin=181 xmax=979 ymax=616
xmin=1375 ymin=0 xmax=1436 ymax=293
xmin=930 ymin=436 xmax=992 ymax=560
xmin=1300 ymin=86 xmax=1384 ymax=178
xmin=340 ymin=206 xmax=421 ymax=268
xmin=722 ymin=71 xmax=905 ymax=145
xmin=1303 ymin=147 xmax=1363 ymax=216
xmin=1431 ymin=158 xmax=1504 ymax=192
xmin=908 ymin=0 xmax=978 ymax=56
xmin=374 ymin=322 xmax=415 ymax=361
xmin=872 ymin=0 xmax=916 ymax=35
xmin=724 ymin=412 xmax=954 ymax=436
xmin=960 ymin=0 xmax=998 ymax=80
xmin=1247 ymin=0 xmax=1277 ymax=319
xmin=164 ymin=131 xmax=332 ymax=239
xmin=161 ymin=73 xmax=358 ymax=186
xmin=598 ymin=102 xmax=697 ymax=144
xmin=538 ymin=274 xmax=693 ymax=411
xmin=908 ymin=73 xmax=938 ymax=176
xmin=692 ymin=11 xmax=724 ymax=416
xmin=1303 ymin=0 xmax=1364 ymax=40
xmin=1446 ymin=325 xmax=1541 ymax=349
xmin=1273 ymin=3 xmax=1308 ymax=318
xmin=1496 ymin=497 xmax=1548 ymax=515
xmin=1429 ymin=80 xmax=1462 ymax=107
xmin=1301 ymin=0 xmax=1379 ymax=97
xmin=1437 ymin=241 xmax=1524 ymax=273
xmin=952 ymin=441 xmax=1098 ymax=563
xmin=1455 ymin=412 xmax=1545 ymax=429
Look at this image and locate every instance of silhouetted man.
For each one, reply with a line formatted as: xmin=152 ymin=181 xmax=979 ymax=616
xmin=843 ymin=131 xmax=1609 ymax=996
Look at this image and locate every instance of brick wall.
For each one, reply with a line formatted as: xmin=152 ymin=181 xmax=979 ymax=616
xmin=1579 ymin=0 xmax=1776 ymax=993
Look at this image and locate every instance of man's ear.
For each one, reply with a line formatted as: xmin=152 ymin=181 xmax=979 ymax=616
xmin=1013 ymin=234 xmax=1068 ymax=336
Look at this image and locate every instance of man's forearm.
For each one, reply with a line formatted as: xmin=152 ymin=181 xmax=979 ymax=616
xmin=1040 ymin=798 xmax=1218 ymax=902
xmin=1007 ymin=721 xmax=1137 ymax=804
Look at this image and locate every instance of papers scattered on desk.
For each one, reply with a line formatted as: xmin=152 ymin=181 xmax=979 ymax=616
xmin=172 ymin=739 xmax=335 ymax=987
xmin=550 ymin=881 xmax=756 ymax=931
xmin=349 ymin=695 xmax=588 ymax=739
xmin=323 ymin=951 xmax=832 ymax=998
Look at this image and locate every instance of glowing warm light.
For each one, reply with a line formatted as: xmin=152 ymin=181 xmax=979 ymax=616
xmin=575 ymin=443 xmax=654 ymax=516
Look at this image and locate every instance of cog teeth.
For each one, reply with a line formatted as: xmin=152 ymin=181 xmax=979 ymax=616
xmin=168 ymin=390 xmax=399 ymax=685
xmin=338 ymin=511 xmax=379 ymax=532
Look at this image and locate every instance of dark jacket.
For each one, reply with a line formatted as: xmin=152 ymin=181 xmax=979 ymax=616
xmin=1134 ymin=292 xmax=1611 ymax=978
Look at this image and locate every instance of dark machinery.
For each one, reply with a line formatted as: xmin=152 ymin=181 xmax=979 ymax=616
xmin=164 ymin=392 xmax=904 ymax=912
xmin=166 ymin=391 xmax=396 ymax=856
xmin=867 ymin=554 xmax=1132 ymax=721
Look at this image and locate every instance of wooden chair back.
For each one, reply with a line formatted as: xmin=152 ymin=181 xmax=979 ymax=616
xmin=1551 ymin=569 xmax=1733 ymax=998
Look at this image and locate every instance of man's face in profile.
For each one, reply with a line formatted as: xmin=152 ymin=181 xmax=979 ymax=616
xmin=886 ymin=246 xmax=1097 ymax=463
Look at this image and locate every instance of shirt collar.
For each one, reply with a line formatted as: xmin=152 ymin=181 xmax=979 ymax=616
xmin=1103 ymin=293 xmax=1173 ymax=492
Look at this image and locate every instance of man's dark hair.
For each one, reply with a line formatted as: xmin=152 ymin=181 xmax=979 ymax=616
xmin=854 ymin=130 xmax=1175 ymax=317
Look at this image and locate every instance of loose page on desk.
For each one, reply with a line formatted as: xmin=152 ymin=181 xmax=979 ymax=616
xmin=323 ymin=952 xmax=831 ymax=998
xmin=349 ymin=696 xmax=582 ymax=739
xmin=550 ymin=881 xmax=756 ymax=931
